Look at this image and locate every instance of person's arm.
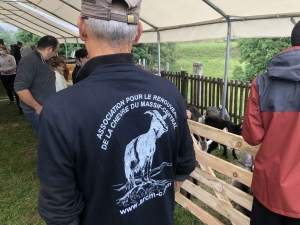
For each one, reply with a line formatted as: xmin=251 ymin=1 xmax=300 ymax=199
xmin=66 ymin=80 xmax=73 ymax=87
xmin=39 ymin=182 xmax=83 ymax=225
xmin=174 ymin=100 xmax=196 ymax=191
xmin=242 ymin=77 xmax=265 ymax=145
xmin=37 ymin=111 xmax=84 ymax=224
xmin=16 ymin=89 xmax=42 ymax=114
xmin=14 ymin=57 xmax=42 ymax=113
xmin=174 ymin=180 xmax=184 ymax=192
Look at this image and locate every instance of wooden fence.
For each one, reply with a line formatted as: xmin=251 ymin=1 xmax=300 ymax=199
xmin=176 ymin=120 xmax=259 ymax=225
xmin=161 ymin=71 xmax=251 ymax=124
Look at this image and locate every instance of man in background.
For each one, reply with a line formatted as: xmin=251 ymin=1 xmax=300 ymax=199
xmin=14 ymin=35 xmax=59 ymax=135
xmin=36 ymin=0 xmax=195 ymax=224
xmin=10 ymin=41 xmax=22 ymax=64
xmin=243 ymin=21 xmax=300 ymax=224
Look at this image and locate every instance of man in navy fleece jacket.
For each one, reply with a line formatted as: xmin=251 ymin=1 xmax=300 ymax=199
xmin=37 ymin=0 xmax=196 ymax=224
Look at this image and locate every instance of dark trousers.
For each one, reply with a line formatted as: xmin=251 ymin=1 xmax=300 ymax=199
xmin=251 ymin=196 xmax=300 ymax=225
xmin=0 ymin=74 xmax=18 ymax=102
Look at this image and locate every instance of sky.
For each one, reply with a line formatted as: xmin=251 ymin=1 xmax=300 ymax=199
xmin=0 ymin=22 xmax=18 ymax=32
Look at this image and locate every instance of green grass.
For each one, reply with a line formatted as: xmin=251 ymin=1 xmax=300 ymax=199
xmin=170 ymin=41 xmax=242 ymax=79
xmin=0 ymin=86 xmax=43 ymax=224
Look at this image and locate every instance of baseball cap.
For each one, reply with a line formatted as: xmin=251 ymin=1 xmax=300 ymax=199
xmin=81 ymin=0 xmax=141 ymax=25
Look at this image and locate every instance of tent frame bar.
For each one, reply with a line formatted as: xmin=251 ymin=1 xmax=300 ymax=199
xmin=6 ymin=2 xmax=74 ymax=38
xmin=291 ymin=17 xmax=297 ymax=25
xmin=0 ymin=5 xmax=65 ymax=38
xmin=24 ymin=0 xmax=77 ymax=26
xmin=64 ymin=38 xmax=68 ymax=60
xmin=0 ymin=17 xmax=45 ymax=36
xmin=0 ymin=9 xmax=48 ymax=36
xmin=157 ymin=30 xmax=161 ymax=75
xmin=59 ymin=0 xmax=81 ymax=12
xmin=203 ymin=0 xmax=230 ymax=119
xmin=142 ymin=13 xmax=300 ymax=33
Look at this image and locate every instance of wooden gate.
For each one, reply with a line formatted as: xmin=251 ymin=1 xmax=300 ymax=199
xmin=176 ymin=120 xmax=260 ymax=225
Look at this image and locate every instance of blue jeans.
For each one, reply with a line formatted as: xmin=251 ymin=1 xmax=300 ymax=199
xmin=24 ymin=112 xmax=39 ymax=136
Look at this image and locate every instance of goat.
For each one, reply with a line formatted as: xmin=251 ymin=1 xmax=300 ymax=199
xmin=186 ymin=105 xmax=207 ymax=150
xmin=232 ymin=152 xmax=253 ymax=217
xmin=124 ymin=110 xmax=168 ymax=190
xmin=204 ymin=115 xmax=242 ymax=159
xmin=186 ymin=105 xmax=203 ymax=122
xmin=206 ymin=105 xmax=230 ymax=121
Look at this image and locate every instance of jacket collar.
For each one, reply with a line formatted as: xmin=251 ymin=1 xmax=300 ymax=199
xmin=34 ymin=49 xmax=49 ymax=66
xmin=78 ymin=53 xmax=135 ymax=78
xmin=273 ymin=46 xmax=300 ymax=58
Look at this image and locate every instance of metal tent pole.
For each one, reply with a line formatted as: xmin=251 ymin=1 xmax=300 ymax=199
xmin=203 ymin=0 xmax=231 ymax=119
xmin=64 ymin=38 xmax=68 ymax=60
xmin=157 ymin=31 xmax=161 ymax=75
xmin=222 ymin=20 xmax=231 ymax=119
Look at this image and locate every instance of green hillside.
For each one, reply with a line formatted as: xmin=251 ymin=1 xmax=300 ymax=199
xmin=170 ymin=42 xmax=241 ymax=79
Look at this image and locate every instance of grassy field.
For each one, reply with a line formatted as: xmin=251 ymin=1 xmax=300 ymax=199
xmin=0 ymin=86 xmax=43 ymax=224
xmin=170 ymin=41 xmax=241 ymax=79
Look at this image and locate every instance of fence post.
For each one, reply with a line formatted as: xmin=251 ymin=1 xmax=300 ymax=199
xmin=193 ymin=62 xmax=203 ymax=108
xmin=166 ymin=62 xmax=169 ymax=72
xmin=181 ymin=70 xmax=188 ymax=102
xmin=193 ymin=62 xmax=203 ymax=76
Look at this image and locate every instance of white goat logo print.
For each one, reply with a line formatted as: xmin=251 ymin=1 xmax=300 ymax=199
xmin=124 ymin=110 xmax=168 ymax=189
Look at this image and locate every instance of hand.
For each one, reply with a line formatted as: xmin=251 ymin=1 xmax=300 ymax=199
xmin=174 ymin=180 xmax=184 ymax=193
xmin=186 ymin=110 xmax=192 ymax=119
xmin=2 ymin=68 xmax=8 ymax=73
xmin=35 ymin=105 xmax=42 ymax=115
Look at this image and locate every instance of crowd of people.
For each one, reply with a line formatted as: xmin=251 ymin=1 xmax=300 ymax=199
xmin=0 ymin=37 xmax=89 ymax=116
xmin=1 ymin=0 xmax=300 ymax=224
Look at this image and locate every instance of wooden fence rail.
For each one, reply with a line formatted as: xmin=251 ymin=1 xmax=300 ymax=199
xmin=176 ymin=120 xmax=260 ymax=225
xmin=161 ymin=71 xmax=251 ymax=124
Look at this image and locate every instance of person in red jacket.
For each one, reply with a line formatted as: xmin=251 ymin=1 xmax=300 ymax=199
xmin=243 ymin=21 xmax=300 ymax=225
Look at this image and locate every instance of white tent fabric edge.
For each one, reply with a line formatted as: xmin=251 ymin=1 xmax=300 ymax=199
xmin=0 ymin=0 xmax=300 ymax=43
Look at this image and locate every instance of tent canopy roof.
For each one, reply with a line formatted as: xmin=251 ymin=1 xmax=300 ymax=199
xmin=0 ymin=0 xmax=299 ymax=43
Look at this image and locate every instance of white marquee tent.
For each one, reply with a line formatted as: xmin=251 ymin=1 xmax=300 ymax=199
xmin=0 ymin=0 xmax=299 ymax=44
xmin=0 ymin=0 xmax=299 ymax=117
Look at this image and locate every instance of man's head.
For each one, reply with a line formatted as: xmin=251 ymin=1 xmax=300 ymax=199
xmin=291 ymin=21 xmax=300 ymax=46
xmin=17 ymin=41 xmax=23 ymax=48
xmin=37 ymin=36 xmax=60 ymax=60
xmin=78 ymin=0 xmax=143 ymax=56
xmin=75 ymin=48 xmax=89 ymax=63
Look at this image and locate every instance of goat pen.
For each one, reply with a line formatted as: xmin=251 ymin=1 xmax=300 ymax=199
xmin=176 ymin=120 xmax=259 ymax=225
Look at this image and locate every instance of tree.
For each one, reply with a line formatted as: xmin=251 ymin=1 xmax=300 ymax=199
xmin=16 ymin=30 xmax=85 ymax=57
xmin=16 ymin=30 xmax=40 ymax=46
xmin=233 ymin=38 xmax=291 ymax=81
xmin=58 ymin=43 xmax=85 ymax=58
xmin=0 ymin=26 xmax=17 ymax=47
xmin=132 ymin=43 xmax=177 ymax=69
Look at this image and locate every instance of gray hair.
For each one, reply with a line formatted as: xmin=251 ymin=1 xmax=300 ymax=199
xmin=85 ymin=1 xmax=138 ymax=47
